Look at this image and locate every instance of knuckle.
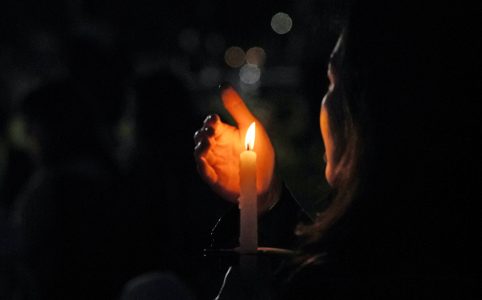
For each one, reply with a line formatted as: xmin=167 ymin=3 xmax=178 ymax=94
xmin=204 ymin=114 xmax=219 ymax=125
xmin=203 ymin=126 xmax=214 ymax=136
xmin=203 ymin=114 xmax=214 ymax=124
xmin=193 ymin=130 xmax=200 ymax=139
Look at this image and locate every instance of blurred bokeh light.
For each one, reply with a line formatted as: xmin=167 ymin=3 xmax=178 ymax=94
xmin=271 ymin=12 xmax=293 ymax=35
xmin=224 ymin=46 xmax=246 ymax=68
xmin=239 ymin=64 xmax=261 ymax=84
xmin=178 ymin=29 xmax=201 ymax=53
xmin=199 ymin=66 xmax=221 ymax=88
xmin=246 ymin=47 xmax=266 ymax=66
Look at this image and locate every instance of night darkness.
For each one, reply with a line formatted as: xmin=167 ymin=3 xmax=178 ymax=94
xmin=0 ymin=1 xmax=479 ymax=299
xmin=0 ymin=0 xmax=350 ymax=210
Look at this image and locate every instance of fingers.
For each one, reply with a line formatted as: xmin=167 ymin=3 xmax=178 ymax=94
xmin=193 ymin=126 xmax=214 ymax=147
xmin=219 ymin=83 xmax=256 ymax=128
xmin=194 ymin=134 xmax=210 ymax=156
xmin=203 ymin=114 xmax=225 ymax=138
xmin=194 ymin=114 xmax=220 ymax=184
xmin=203 ymin=114 xmax=219 ymax=127
xmin=193 ymin=129 xmax=217 ymax=184
xmin=194 ymin=114 xmax=217 ymax=144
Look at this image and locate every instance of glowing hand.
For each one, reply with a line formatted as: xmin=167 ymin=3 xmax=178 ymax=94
xmin=194 ymin=85 xmax=277 ymax=212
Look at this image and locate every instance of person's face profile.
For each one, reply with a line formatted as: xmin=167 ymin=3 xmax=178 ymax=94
xmin=320 ymin=65 xmax=336 ymax=186
xmin=320 ymin=35 xmax=343 ymax=187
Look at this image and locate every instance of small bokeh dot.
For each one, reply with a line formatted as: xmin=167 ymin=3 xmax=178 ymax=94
xmin=246 ymin=47 xmax=266 ymax=66
xmin=239 ymin=64 xmax=261 ymax=84
xmin=270 ymin=12 xmax=293 ymax=35
xmin=224 ymin=46 xmax=246 ymax=68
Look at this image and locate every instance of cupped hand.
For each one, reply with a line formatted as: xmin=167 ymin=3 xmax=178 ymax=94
xmin=194 ymin=84 xmax=276 ymax=210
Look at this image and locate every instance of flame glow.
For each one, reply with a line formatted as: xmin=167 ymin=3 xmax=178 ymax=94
xmin=245 ymin=122 xmax=256 ymax=151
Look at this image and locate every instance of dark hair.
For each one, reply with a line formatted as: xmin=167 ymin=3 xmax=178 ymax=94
xmin=295 ymin=1 xmax=477 ymax=280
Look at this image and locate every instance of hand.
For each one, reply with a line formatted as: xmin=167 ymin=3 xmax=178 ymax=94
xmin=194 ymin=84 xmax=278 ymax=213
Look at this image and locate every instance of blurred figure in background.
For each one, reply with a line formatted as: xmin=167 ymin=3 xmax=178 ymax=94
xmin=62 ymin=34 xmax=132 ymax=157
xmin=122 ymin=68 xmax=229 ymax=297
xmin=11 ymin=79 xmax=128 ymax=300
xmin=0 ymin=86 xmax=34 ymax=217
xmin=0 ymin=83 xmax=35 ymax=300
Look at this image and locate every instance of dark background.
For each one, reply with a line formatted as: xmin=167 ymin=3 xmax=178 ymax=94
xmin=0 ymin=0 xmax=351 ymax=213
xmin=0 ymin=1 xmax=350 ymax=298
xmin=0 ymin=1 xmax=479 ymax=299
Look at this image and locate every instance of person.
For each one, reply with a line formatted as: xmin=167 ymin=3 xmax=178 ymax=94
xmin=194 ymin=1 xmax=478 ymax=298
xmin=0 ymin=88 xmax=34 ymax=216
xmin=11 ymin=79 xmax=128 ymax=300
xmin=0 ymin=105 xmax=34 ymax=299
xmin=120 ymin=69 xmax=230 ymax=298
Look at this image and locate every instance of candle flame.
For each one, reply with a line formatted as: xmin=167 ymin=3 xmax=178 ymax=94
xmin=245 ymin=122 xmax=256 ymax=151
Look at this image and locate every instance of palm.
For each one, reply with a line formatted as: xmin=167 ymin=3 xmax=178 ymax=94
xmin=194 ymin=86 xmax=275 ymax=204
xmin=209 ymin=123 xmax=243 ymax=201
xmin=210 ymin=122 xmax=273 ymax=203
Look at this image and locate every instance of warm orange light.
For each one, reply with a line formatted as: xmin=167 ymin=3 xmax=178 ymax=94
xmin=245 ymin=122 xmax=256 ymax=151
xmin=246 ymin=47 xmax=266 ymax=66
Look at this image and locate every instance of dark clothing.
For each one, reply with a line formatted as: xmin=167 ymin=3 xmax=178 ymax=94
xmin=0 ymin=146 xmax=34 ymax=214
xmin=12 ymin=157 xmax=128 ymax=300
xmin=209 ymin=185 xmax=480 ymax=300
xmin=0 ymin=146 xmax=34 ymax=299
xmin=121 ymin=146 xmax=231 ymax=297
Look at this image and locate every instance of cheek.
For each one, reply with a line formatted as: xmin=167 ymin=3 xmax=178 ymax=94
xmin=320 ymin=101 xmax=336 ymax=186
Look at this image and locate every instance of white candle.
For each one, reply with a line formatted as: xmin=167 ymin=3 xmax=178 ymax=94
xmin=239 ymin=122 xmax=258 ymax=253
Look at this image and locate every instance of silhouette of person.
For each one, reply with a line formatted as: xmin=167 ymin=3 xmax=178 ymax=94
xmin=0 ymin=87 xmax=34 ymax=216
xmin=120 ymin=69 xmax=229 ymax=297
xmin=12 ymin=79 xmax=128 ymax=300
xmin=0 ymin=84 xmax=33 ymax=300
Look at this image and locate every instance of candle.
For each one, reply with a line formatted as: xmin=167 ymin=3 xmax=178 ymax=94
xmin=239 ymin=122 xmax=258 ymax=253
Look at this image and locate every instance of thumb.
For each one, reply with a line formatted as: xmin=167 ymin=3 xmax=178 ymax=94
xmin=220 ymin=83 xmax=256 ymax=128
